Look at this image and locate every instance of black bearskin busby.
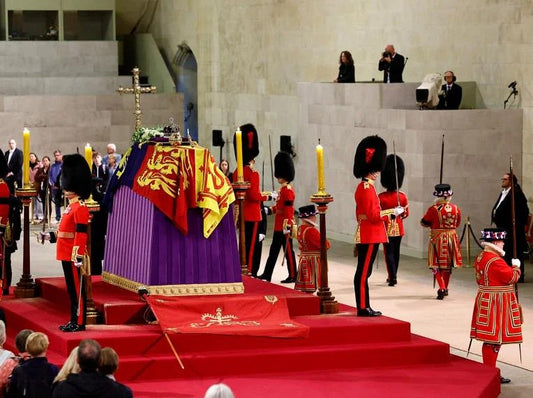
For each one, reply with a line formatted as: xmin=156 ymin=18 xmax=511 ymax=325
xmin=60 ymin=154 xmax=92 ymax=200
xmin=274 ymin=151 xmax=295 ymax=183
xmin=233 ymin=123 xmax=259 ymax=165
xmin=353 ymin=135 xmax=387 ymax=178
xmin=0 ymin=154 xmax=8 ymax=179
xmin=380 ymin=154 xmax=405 ymax=191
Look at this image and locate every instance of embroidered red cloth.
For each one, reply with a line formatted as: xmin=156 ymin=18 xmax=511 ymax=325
xmin=146 ymin=295 xmax=309 ymax=338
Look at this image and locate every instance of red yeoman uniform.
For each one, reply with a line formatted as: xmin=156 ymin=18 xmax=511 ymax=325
xmin=469 ymin=228 xmax=522 ymax=383
xmin=294 ymin=205 xmax=331 ymax=293
xmin=421 ymin=183 xmax=462 ymax=300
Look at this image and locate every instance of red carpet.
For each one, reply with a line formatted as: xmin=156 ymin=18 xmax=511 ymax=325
xmin=0 ymin=276 xmax=500 ymax=397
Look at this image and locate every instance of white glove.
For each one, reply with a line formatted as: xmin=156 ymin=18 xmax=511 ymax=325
xmin=74 ymin=256 xmax=83 ymax=268
xmin=283 ymin=227 xmax=291 ymax=235
xmin=38 ymin=231 xmax=51 ymax=243
xmin=393 ymin=206 xmax=405 ymax=216
xmin=512 ymin=258 xmax=520 ymax=267
xmin=270 ymin=191 xmax=279 ymax=200
xmin=258 ymin=233 xmax=265 ymax=242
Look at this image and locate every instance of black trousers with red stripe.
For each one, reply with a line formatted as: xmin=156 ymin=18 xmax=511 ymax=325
xmin=245 ymin=221 xmax=263 ymax=276
xmin=62 ymin=260 xmax=86 ymax=326
xmin=261 ymin=231 xmax=296 ymax=282
xmin=354 ymin=243 xmax=379 ymax=310
xmin=383 ymin=236 xmax=402 ymax=282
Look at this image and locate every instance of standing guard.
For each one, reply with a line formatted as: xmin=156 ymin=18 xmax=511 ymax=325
xmin=470 ymin=228 xmax=522 ymax=384
xmin=41 ymin=154 xmax=92 ymax=332
xmin=379 ymin=154 xmax=409 ymax=286
xmin=294 ymin=204 xmax=330 ymax=292
xmin=420 ymin=183 xmax=462 ymax=299
xmin=353 ymin=135 xmax=398 ymax=317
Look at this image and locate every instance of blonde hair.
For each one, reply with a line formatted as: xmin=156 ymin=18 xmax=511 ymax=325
xmin=99 ymin=347 xmax=119 ymax=375
xmin=53 ymin=347 xmax=80 ymax=384
xmin=25 ymin=332 xmax=49 ymax=357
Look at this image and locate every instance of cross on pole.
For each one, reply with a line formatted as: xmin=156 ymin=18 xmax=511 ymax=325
xmin=117 ymin=67 xmax=157 ymax=131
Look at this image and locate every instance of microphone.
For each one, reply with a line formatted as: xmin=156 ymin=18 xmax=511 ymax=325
xmin=508 ymin=81 xmax=517 ymax=89
xmin=404 ymin=57 xmax=408 ymax=66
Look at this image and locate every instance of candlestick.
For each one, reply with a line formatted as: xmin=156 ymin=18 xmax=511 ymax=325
xmin=23 ymin=128 xmax=30 ymax=188
xmin=84 ymin=143 xmax=93 ymax=168
xmin=235 ymin=128 xmax=244 ymax=182
xmin=316 ymin=139 xmax=325 ymax=193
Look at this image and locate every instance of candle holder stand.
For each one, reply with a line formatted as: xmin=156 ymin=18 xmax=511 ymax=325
xmin=232 ymin=181 xmax=251 ymax=275
xmin=14 ymin=186 xmax=38 ymax=298
xmin=310 ymin=191 xmax=338 ymax=314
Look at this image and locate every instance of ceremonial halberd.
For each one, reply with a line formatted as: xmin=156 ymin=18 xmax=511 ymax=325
xmin=102 ymin=139 xmax=243 ymax=296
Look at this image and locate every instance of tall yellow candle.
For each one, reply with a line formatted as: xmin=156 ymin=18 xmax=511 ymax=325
xmin=235 ymin=128 xmax=244 ymax=182
xmin=84 ymin=143 xmax=93 ymax=168
xmin=23 ymin=128 xmax=30 ymax=188
xmin=316 ymin=139 xmax=325 ymax=192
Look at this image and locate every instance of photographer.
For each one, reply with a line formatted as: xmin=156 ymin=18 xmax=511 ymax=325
xmin=378 ymin=44 xmax=405 ymax=83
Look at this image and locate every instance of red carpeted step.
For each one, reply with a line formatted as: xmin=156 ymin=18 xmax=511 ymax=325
xmin=125 ymin=355 xmax=500 ymax=398
xmin=112 ymin=334 xmax=450 ymax=381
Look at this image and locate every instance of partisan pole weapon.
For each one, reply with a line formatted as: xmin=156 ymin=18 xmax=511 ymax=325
xmin=393 ymin=140 xmax=400 ymax=207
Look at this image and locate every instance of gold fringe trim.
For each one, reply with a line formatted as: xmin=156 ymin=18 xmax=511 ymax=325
xmin=102 ymin=271 xmax=244 ymax=296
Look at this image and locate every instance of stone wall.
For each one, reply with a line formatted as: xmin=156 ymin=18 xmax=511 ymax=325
xmin=140 ymin=0 xmax=533 ymax=201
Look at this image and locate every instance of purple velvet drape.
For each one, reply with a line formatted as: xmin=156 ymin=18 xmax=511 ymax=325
xmin=104 ymin=186 xmax=241 ymax=285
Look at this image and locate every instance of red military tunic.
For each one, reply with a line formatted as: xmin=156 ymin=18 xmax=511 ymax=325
xmin=354 ymin=179 xmax=388 ymax=244
xmin=57 ymin=198 xmax=89 ymax=262
xmin=233 ymin=165 xmax=268 ymax=222
xmin=470 ymin=248 xmax=522 ymax=344
xmin=295 ymin=223 xmax=330 ymax=292
xmin=378 ymin=190 xmax=409 ymax=237
xmin=271 ymin=184 xmax=295 ymax=231
xmin=421 ymin=198 xmax=462 ymax=269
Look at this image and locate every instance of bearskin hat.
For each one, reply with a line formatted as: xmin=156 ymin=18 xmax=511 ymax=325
xmin=60 ymin=154 xmax=92 ymax=199
xmin=353 ymin=135 xmax=387 ymax=178
xmin=381 ymin=154 xmax=405 ymax=191
xmin=0 ymin=154 xmax=8 ymax=179
xmin=433 ymin=183 xmax=453 ymax=197
xmin=233 ymin=123 xmax=259 ymax=165
xmin=274 ymin=151 xmax=295 ymax=182
xmin=480 ymin=227 xmax=507 ymax=242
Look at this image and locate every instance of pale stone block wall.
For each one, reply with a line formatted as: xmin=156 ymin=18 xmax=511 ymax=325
xmin=140 ymin=0 xmax=533 ymax=220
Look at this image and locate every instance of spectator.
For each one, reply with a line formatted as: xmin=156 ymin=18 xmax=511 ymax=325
xmin=99 ymin=347 xmax=132 ymax=397
xmin=204 ymin=383 xmax=235 ymax=398
xmin=103 ymin=144 xmax=122 ymax=167
xmin=219 ymin=159 xmax=233 ymax=182
xmin=52 ymin=347 xmax=79 ymax=385
xmin=334 ymin=50 xmax=355 ymax=83
xmin=34 ymin=156 xmax=51 ymax=223
xmin=7 ymin=332 xmax=58 ymax=398
xmin=0 ymin=329 xmax=33 ymax=396
xmin=49 ymin=150 xmax=63 ymax=224
xmin=52 ymin=339 xmax=131 ymax=398
xmin=0 ymin=321 xmax=14 ymax=367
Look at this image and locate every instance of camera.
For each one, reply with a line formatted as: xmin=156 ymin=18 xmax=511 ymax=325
xmin=382 ymin=51 xmax=391 ymax=58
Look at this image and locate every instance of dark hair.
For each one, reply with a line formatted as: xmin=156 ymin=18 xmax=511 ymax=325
xmin=99 ymin=347 xmax=119 ymax=375
xmin=15 ymin=329 xmax=34 ymax=353
xmin=339 ymin=51 xmax=354 ymax=65
xmin=504 ymin=173 xmax=522 ymax=191
xmin=29 ymin=152 xmax=39 ymax=162
xmin=78 ymin=339 xmax=101 ymax=372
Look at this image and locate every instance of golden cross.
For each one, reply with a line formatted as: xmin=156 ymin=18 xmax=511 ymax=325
xmin=117 ymin=67 xmax=157 ymax=131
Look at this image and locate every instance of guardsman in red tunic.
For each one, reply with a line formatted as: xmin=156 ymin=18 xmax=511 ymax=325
xmin=43 ymin=154 xmax=92 ymax=332
xmin=420 ymin=183 xmax=462 ymax=299
xmin=295 ymin=204 xmax=330 ymax=292
xmin=232 ymin=124 xmax=273 ymax=276
xmin=259 ymin=151 xmax=296 ymax=283
xmin=353 ymin=135 xmax=400 ymax=317
xmin=470 ymin=228 xmax=522 ymax=384
xmin=379 ymin=154 xmax=409 ymax=287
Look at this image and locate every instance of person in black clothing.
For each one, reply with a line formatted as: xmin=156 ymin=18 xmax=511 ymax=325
xmin=90 ymin=152 xmax=109 ymax=275
xmin=492 ymin=173 xmax=529 ymax=282
xmin=7 ymin=332 xmax=59 ymax=398
xmin=334 ymin=50 xmax=355 ymax=83
xmin=437 ymin=71 xmax=462 ymax=110
xmin=378 ymin=44 xmax=405 ymax=83
xmin=52 ymin=339 xmax=132 ymax=398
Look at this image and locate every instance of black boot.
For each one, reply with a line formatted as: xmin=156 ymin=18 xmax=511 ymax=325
xmin=437 ymin=289 xmax=445 ymax=300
